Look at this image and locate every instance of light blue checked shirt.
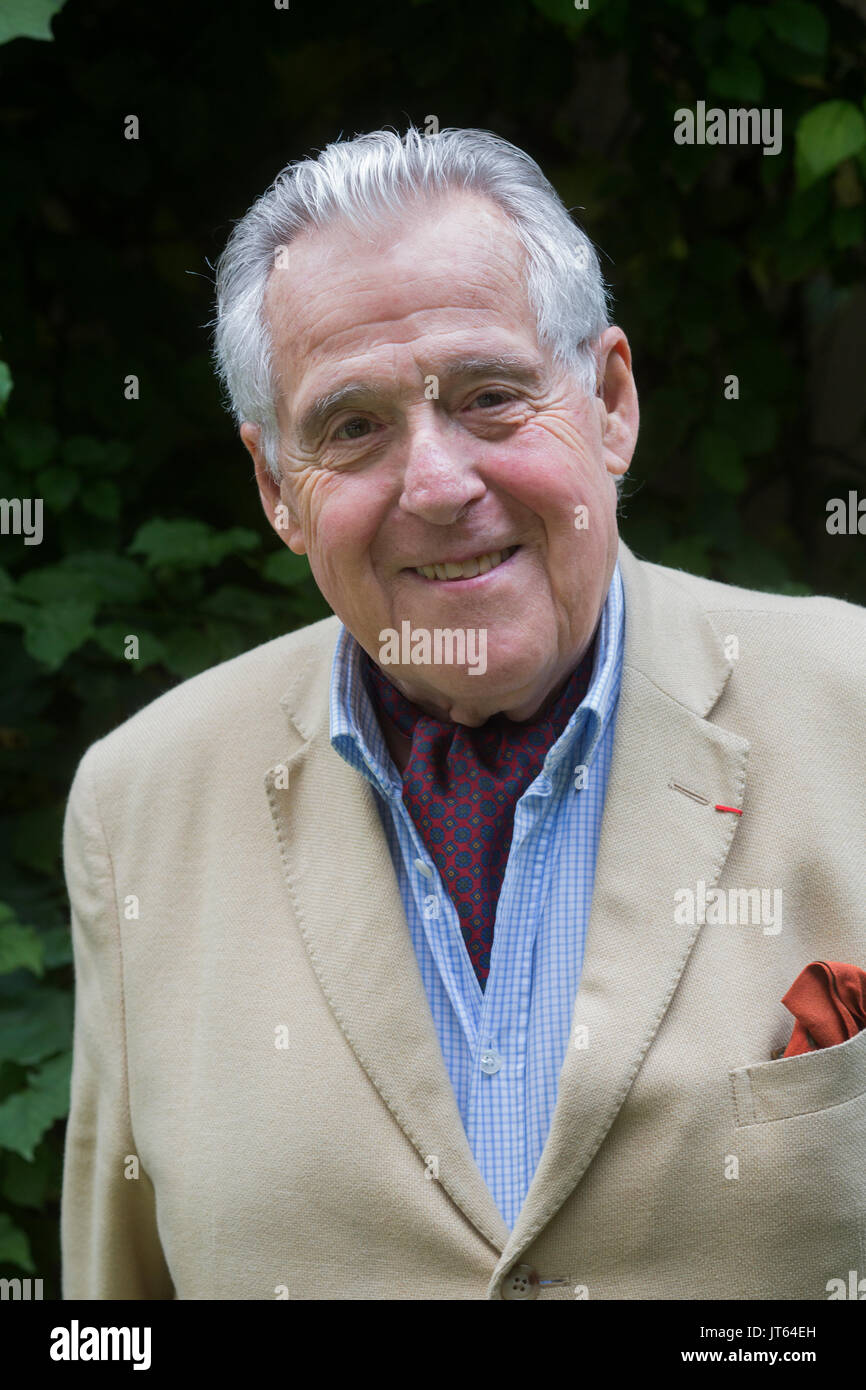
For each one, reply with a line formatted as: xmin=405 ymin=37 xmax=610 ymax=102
xmin=330 ymin=563 xmax=625 ymax=1228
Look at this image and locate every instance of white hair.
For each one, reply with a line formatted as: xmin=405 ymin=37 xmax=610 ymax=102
xmin=212 ymin=125 xmax=613 ymax=481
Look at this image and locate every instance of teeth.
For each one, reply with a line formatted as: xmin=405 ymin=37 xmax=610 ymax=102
xmin=415 ymin=546 xmax=515 ymax=581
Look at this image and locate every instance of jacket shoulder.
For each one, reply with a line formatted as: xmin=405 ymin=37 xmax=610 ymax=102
xmin=644 ymin=553 xmax=866 ymax=639
xmin=72 ymin=615 xmax=342 ymax=785
xmin=636 ymin=559 xmax=866 ymax=741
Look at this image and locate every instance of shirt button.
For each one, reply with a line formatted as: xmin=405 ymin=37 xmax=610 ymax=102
xmin=414 ymin=859 xmax=433 ymax=878
xmin=501 ymin=1264 xmax=540 ymax=1300
xmin=479 ymin=1048 xmax=502 ymax=1075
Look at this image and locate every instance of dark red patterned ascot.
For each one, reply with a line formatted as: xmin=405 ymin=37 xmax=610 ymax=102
xmin=364 ymin=641 xmax=596 ymax=988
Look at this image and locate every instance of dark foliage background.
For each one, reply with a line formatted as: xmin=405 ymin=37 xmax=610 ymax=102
xmin=0 ymin=0 xmax=864 ymax=1296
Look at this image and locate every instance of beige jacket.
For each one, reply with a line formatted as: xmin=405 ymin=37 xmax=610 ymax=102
xmin=61 ymin=540 xmax=866 ymax=1300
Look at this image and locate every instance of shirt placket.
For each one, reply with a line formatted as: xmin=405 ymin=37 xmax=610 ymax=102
xmin=466 ymin=781 xmax=551 ymax=1225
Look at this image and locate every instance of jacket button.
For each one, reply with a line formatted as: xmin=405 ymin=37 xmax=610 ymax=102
xmin=501 ymin=1263 xmax=540 ymax=1300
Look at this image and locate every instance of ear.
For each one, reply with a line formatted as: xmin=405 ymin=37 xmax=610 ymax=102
xmin=594 ymin=327 xmax=639 ymax=478
xmin=240 ymin=422 xmax=307 ymax=555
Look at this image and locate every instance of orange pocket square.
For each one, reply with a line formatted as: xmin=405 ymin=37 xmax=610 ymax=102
xmin=780 ymin=960 xmax=866 ymax=1057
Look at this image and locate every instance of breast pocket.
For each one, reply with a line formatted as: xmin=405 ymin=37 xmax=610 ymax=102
xmin=730 ymin=1023 xmax=866 ymax=1125
xmin=724 ymin=1026 xmax=866 ymax=1298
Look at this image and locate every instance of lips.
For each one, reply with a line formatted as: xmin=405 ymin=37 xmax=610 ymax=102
xmin=413 ymin=545 xmax=519 ymax=581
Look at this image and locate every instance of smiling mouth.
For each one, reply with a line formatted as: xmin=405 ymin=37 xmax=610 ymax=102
xmin=412 ymin=545 xmax=520 ymax=582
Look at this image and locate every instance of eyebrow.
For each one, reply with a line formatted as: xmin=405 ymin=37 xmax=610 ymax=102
xmin=294 ymin=352 xmax=543 ymax=444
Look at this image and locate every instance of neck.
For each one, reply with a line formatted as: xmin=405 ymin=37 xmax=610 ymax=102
xmin=370 ymin=637 xmax=596 ymax=776
xmin=380 ymin=710 xmax=413 ymax=775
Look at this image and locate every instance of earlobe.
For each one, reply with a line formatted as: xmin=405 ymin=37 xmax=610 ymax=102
xmin=603 ymin=401 xmax=638 ymax=477
xmin=242 ymin=424 xmax=281 ymax=516
xmin=255 ymin=458 xmax=283 ymax=516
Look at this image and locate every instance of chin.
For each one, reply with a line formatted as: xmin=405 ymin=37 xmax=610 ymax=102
xmin=432 ymin=665 xmax=538 ymax=709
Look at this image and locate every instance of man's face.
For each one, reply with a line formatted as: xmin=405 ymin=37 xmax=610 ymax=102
xmin=244 ymin=192 xmax=638 ymax=724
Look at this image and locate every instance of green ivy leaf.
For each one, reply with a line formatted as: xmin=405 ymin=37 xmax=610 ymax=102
xmin=55 ymin=552 xmax=151 ymax=606
xmin=39 ymin=926 xmax=72 ymax=970
xmin=0 ymin=1143 xmax=57 ymax=1210
xmin=17 ymin=565 xmax=84 ymax=604
xmin=0 ymin=1212 xmax=34 ymax=1272
xmin=92 ymin=623 xmax=169 ymax=669
xmin=81 ymin=479 xmax=120 ymax=521
xmin=200 ymin=584 xmax=268 ymax=624
xmin=35 ymin=465 xmax=78 ymax=511
xmin=0 ymin=990 xmax=72 ymax=1067
xmin=0 ymin=914 xmax=44 ymax=978
xmin=0 ymin=1051 xmax=72 ymax=1160
xmin=725 ymin=4 xmax=764 ymax=48
xmin=19 ymin=597 xmax=97 ymax=670
xmin=61 ymin=436 xmax=131 ymax=476
xmin=764 ymin=1 xmax=828 ymax=58
xmin=796 ymin=101 xmax=866 ymax=190
xmin=0 ymin=0 xmax=66 ymax=45
xmin=12 ymin=805 xmax=64 ymax=878
xmin=832 ymin=205 xmax=864 ymax=251
xmin=784 ymin=181 xmax=831 ymax=239
xmin=161 ymin=623 xmax=228 ymax=678
xmin=129 ymin=519 xmax=260 ymax=571
xmin=0 ymin=360 xmax=12 ymax=416
xmin=708 ymin=52 xmax=764 ymax=103
xmin=0 ymin=593 xmax=32 ymax=628
xmin=4 ymin=421 xmax=58 ymax=473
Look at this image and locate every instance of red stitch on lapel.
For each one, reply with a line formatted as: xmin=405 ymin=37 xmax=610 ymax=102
xmin=715 ymin=804 xmax=743 ymax=815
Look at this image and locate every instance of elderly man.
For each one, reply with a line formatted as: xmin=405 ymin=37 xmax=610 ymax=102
xmin=62 ymin=127 xmax=866 ymax=1301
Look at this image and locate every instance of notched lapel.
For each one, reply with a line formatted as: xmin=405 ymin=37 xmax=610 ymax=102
xmin=266 ymin=640 xmax=510 ymax=1252
xmin=497 ymin=545 xmax=750 ymax=1269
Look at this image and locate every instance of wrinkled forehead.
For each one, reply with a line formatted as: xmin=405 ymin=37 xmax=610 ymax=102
xmin=261 ymin=190 xmax=538 ymax=394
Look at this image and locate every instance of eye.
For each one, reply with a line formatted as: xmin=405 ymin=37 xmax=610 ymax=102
xmin=468 ymin=389 xmax=515 ymax=410
xmin=332 ymin=416 xmax=375 ymax=441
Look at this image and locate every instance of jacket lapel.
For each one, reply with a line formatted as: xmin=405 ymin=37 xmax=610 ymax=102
xmin=498 ymin=541 xmax=750 ymax=1270
xmin=266 ymin=637 xmax=510 ymax=1252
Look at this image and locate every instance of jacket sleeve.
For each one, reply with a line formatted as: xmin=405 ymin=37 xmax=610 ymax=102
xmin=60 ymin=745 xmax=175 ymax=1300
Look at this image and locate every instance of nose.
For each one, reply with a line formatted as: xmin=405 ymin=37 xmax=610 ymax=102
xmin=398 ymin=415 xmax=486 ymax=524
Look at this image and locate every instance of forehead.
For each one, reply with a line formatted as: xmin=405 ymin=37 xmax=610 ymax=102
xmin=262 ymin=191 xmax=542 ymax=411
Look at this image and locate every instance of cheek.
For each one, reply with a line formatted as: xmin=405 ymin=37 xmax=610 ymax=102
xmin=495 ymin=419 xmax=600 ymax=517
xmin=288 ymin=471 xmax=355 ymax=541
xmin=289 ymin=473 xmax=389 ymax=589
xmin=496 ymin=427 xmax=614 ymax=598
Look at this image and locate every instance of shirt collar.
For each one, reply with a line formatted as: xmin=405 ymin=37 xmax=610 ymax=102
xmin=331 ymin=560 xmax=625 ymax=798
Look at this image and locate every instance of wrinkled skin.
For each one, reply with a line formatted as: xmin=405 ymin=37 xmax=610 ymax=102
xmin=242 ymin=191 xmax=639 ymax=729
